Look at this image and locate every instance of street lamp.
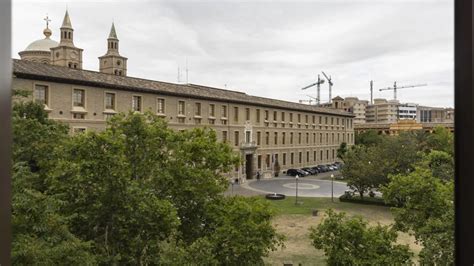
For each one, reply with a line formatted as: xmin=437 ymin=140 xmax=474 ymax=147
xmin=331 ymin=174 xmax=334 ymax=202
xmin=231 ymin=179 xmax=234 ymax=196
xmin=295 ymin=175 xmax=299 ymax=205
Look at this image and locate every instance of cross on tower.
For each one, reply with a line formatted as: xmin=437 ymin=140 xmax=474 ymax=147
xmin=44 ymin=14 xmax=51 ymax=29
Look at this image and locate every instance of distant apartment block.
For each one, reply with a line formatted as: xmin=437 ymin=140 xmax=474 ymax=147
xmin=365 ymin=98 xmax=399 ymax=123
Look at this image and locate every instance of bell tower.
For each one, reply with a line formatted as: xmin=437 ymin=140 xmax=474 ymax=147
xmin=50 ymin=10 xmax=83 ymax=69
xmin=99 ymin=23 xmax=128 ymax=76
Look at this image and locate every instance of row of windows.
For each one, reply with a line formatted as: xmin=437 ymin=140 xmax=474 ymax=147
xmin=33 ymin=84 xmax=353 ymax=128
xmin=256 ymin=149 xmax=337 ymax=169
xmin=224 ymin=130 xmax=354 ymax=147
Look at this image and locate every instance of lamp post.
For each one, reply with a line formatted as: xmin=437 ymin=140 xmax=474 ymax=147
xmin=231 ymin=179 xmax=234 ymax=196
xmin=331 ymin=174 xmax=334 ymax=202
xmin=295 ymin=175 xmax=299 ymax=205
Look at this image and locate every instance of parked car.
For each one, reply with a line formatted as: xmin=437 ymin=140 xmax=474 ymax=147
xmin=287 ymin=169 xmax=309 ymax=177
xmin=317 ymin=165 xmax=328 ymax=172
xmin=302 ymin=167 xmax=318 ymax=175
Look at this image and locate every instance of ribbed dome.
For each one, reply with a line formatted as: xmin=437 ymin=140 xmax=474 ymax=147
xmin=24 ymin=37 xmax=58 ymax=52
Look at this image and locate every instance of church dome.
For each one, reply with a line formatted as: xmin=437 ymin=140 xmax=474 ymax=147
xmin=24 ymin=37 xmax=58 ymax=52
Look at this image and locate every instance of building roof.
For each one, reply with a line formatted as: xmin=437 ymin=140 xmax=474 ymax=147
xmin=108 ymin=23 xmax=118 ymax=39
xmin=22 ymin=38 xmax=58 ymax=52
xmin=61 ymin=10 xmax=73 ymax=29
xmin=12 ymin=59 xmax=354 ymax=117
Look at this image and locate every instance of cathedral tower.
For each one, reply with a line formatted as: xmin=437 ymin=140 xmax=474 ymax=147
xmin=50 ymin=10 xmax=83 ymax=69
xmin=99 ymin=23 xmax=127 ymax=76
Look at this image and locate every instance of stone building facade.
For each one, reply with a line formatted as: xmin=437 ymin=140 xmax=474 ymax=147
xmin=13 ymin=11 xmax=355 ymax=181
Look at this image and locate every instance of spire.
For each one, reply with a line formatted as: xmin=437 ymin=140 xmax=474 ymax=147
xmin=61 ymin=10 xmax=72 ymax=29
xmin=108 ymin=23 xmax=118 ymax=39
xmin=43 ymin=14 xmax=52 ymax=38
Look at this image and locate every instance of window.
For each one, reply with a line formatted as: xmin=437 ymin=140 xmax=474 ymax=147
xmin=305 ymin=115 xmax=308 ymax=123
xmin=73 ymin=89 xmax=85 ymax=107
xmin=257 ymin=131 xmax=261 ymax=145
xmin=157 ymin=98 xmax=165 ymax=114
xmin=264 ymin=110 xmax=269 ymax=120
xmin=132 ymin=95 xmax=141 ymax=112
xmin=222 ymin=131 xmax=228 ymax=142
xmin=209 ymin=104 xmax=215 ymax=117
xmin=289 ymin=113 xmax=293 ymax=122
xmin=256 ymin=109 xmax=261 ymax=122
xmin=222 ymin=105 xmax=227 ymax=118
xmin=273 ymin=111 xmax=277 ymax=121
xmin=234 ymin=131 xmax=239 ymax=146
xmin=326 ymin=150 xmax=329 ymax=160
xmin=246 ymin=131 xmax=251 ymax=143
xmin=195 ymin=102 xmax=201 ymax=116
xmin=274 ymin=132 xmax=278 ymax=145
xmin=299 ymin=152 xmax=302 ymax=164
xmin=298 ymin=114 xmax=301 ymax=123
xmin=34 ymin=84 xmax=48 ymax=106
xmin=105 ymin=113 xmax=115 ymax=120
xmin=306 ymin=133 xmax=309 ymax=144
xmin=314 ymin=151 xmax=317 ymax=162
xmin=266 ymin=154 xmax=270 ymax=168
xmin=178 ymin=117 xmax=185 ymax=124
xmin=313 ymin=133 xmax=316 ymax=143
xmin=298 ymin=133 xmax=302 ymax=144
xmin=208 ymin=119 xmax=215 ymax=124
xmin=307 ymin=151 xmax=310 ymax=162
xmin=290 ymin=153 xmax=294 ymax=164
xmin=319 ymin=116 xmax=322 ymax=124
xmin=320 ymin=133 xmax=323 ymax=144
xmin=312 ymin=115 xmax=315 ymax=124
xmin=290 ymin=132 xmax=294 ymax=144
xmin=332 ymin=149 xmax=335 ymax=159
xmin=73 ymin=113 xmax=85 ymax=119
xmin=282 ymin=112 xmax=285 ymax=121
xmin=194 ymin=118 xmax=201 ymax=124
xmin=178 ymin=101 xmax=185 ymax=115
xmin=326 ymin=133 xmax=329 ymax=144
xmin=332 ymin=133 xmax=335 ymax=144
xmin=283 ymin=153 xmax=286 ymax=165
xmin=282 ymin=132 xmax=286 ymax=145
xmin=234 ymin=107 xmax=239 ymax=122
xmin=331 ymin=117 xmax=334 ymax=125
xmin=325 ymin=117 xmax=328 ymax=124
xmin=265 ymin=132 xmax=270 ymax=145
xmin=320 ymin=150 xmax=323 ymax=161
xmin=258 ymin=155 xmax=262 ymax=169
xmin=103 ymin=93 xmax=115 ymax=110
xmin=246 ymin=108 xmax=250 ymax=121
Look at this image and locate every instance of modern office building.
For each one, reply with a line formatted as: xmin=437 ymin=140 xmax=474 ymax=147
xmin=398 ymin=103 xmax=418 ymax=120
xmin=365 ymin=98 xmax=399 ymax=123
xmin=13 ymin=11 xmax=355 ymax=181
xmin=417 ymin=106 xmax=455 ymax=123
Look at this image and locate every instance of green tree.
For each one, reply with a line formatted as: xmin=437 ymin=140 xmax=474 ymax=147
xmin=355 ymin=130 xmax=383 ymax=146
xmin=309 ymin=209 xmax=412 ymax=265
xmin=336 ymin=142 xmax=348 ymax=160
xmin=426 ymin=126 xmax=454 ymax=155
xmin=12 ymin=163 xmax=96 ymax=265
xmin=204 ymin=196 xmax=285 ymax=265
xmin=341 ymin=145 xmax=389 ymax=197
xmin=382 ymin=166 xmax=454 ymax=264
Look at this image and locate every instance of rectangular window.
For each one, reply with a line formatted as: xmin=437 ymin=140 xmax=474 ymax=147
xmin=256 ymin=109 xmax=261 ymax=122
xmin=222 ymin=131 xmax=228 ymax=143
xmin=305 ymin=115 xmax=308 ymax=123
xmin=320 ymin=133 xmax=323 ymax=144
xmin=157 ymin=98 xmax=165 ymax=114
xmin=332 ymin=133 xmax=335 ymax=144
xmin=104 ymin=92 xmax=116 ymax=110
xmin=208 ymin=119 xmax=215 ymax=124
xmin=312 ymin=115 xmax=315 ymax=124
xmin=234 ymin=131 xmax=239 ymax=146
xmin=325 ymin=117 xmax=328 ymax=124
xmin=265 ymin=132 xmax=270 ymax=145
xmin=306 ymin=133 xmax=309 ymax=144
xmin=298 ymin=133 xmax=302 ymax=144
xmin=298 ymin=114 xmax=301 ymax=123
xmin=314 ymin=151 xmax=317 ymax=161
xmin=246 ymin=131 xmax=251 ymax=143
xmin=73 ymin=89 xmax=85 ymax=107
xmin=282 ymin=132 xmax=286 ymax=145
xmin=209 ymin=104 xmax=215 ymax=117
xmin=195 ymin=102 xmax=201 ymax=116
xmin=319 ymin=116 xmax=322 ymax=124
xmin=299 ymin=152 xmax=302 ymax=164
xmin=274 ymin=132 xmax=278 ymax=145
xmin=178 ymin=101 xmax=185 ymax=115
xmin=313 ymin=133 xmax=316 ymax=143
xmin=195 ymin=118 xmax=201 ymax=124
xmin=222 ymin=105 xmax=227 ymax=118
xmin=246 ymin=108 xmax=250 ymax=121
xmin=34 ymin=84 xmax=48 ymax=105
xmin=273 ymin=111 xmax=277 ymax=121
xmin=307 ymin=151 xmax=310 ymax=162
xmin=326 ymin=133 xmax=329 ymax=144
xmin=234 ymin=107 xmax=239 ymax=122
xmin=283 ymin=153 xmax=287 ymax=165
xmin=265 ymin=110 xmax=269 ymax=120
xmin=290 ymin=132 xmax=294 ymax=144
xmin=326 ymin=150 xmax=329 ymax=160
xmin=281 ymin=112 xmax=285 ymax=121
xmin=266 ymin=154 xmax=270 ymax=168
xmin=73 ymin=113 xmax=85 ymax=119
xmin=289 ymin=113 xmax=293 ymax=122
xmin=257 ymin=131 xmax=261 ymax=145
xmin=320 ymin=150 xmax=323 ymax=161
xmin=178 ymin=117 xmax=185 ymax=124
xmin=290 ymin=153 xmax=294 ymax=164
xmin=258 ymin=155 xmax=262 ymax=169
xmin=331 ymin=117 xmax=334 ymax=125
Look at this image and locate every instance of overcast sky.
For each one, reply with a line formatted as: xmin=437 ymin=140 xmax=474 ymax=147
xmin=13 ymin=0 xmax=454 ymax=108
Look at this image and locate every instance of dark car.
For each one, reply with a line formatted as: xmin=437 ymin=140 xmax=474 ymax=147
xmin=287 ymin=169 xmax=308 ymax=177
xmin=318 ymin=165 xmax=329 ymax=172
xmin=302 ymin=167 xmax=317 ymax=175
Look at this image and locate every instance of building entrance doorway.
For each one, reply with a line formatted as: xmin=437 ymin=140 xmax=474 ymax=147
xmin=245 ymin=154 xmax=253 ymax=179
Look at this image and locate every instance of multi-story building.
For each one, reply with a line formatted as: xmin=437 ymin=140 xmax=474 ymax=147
xmin=365 ymin=98 xmax=399 ymax=123
xmin=319 ymin=96 xmax=368 ymax=124
xmin=13 ymin=11 xmax=355 ymax=181
xmin=417 ymin=106 xmax=455 ymax=123
xmin=398 ymin=103 xmax=418 ymax=120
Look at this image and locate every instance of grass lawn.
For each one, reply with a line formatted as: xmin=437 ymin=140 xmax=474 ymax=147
xmin=263 ymin=196 xmax=421 ymax=266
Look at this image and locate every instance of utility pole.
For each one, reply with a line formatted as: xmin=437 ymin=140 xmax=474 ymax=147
xmin=370 ymin=80 xmax=373 ymax=104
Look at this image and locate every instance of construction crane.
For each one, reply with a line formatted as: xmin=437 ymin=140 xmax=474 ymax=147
xmin=321 ymin=71 xmax=333 ymax=104
xmin=301 ymin=74 xmax=325 ymax=106
xmin=370 ymin=80 xmax=374 ymax=105
xmin=379 ymin=81 xmax=427 ymax=100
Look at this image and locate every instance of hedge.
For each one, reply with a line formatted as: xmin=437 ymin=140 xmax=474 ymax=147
xmin=339 ymin=193 xmax=394 ymax=207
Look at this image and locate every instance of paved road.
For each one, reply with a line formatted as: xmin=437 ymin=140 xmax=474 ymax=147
xmin=243 ymin=176 xmax=349 ymax=198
